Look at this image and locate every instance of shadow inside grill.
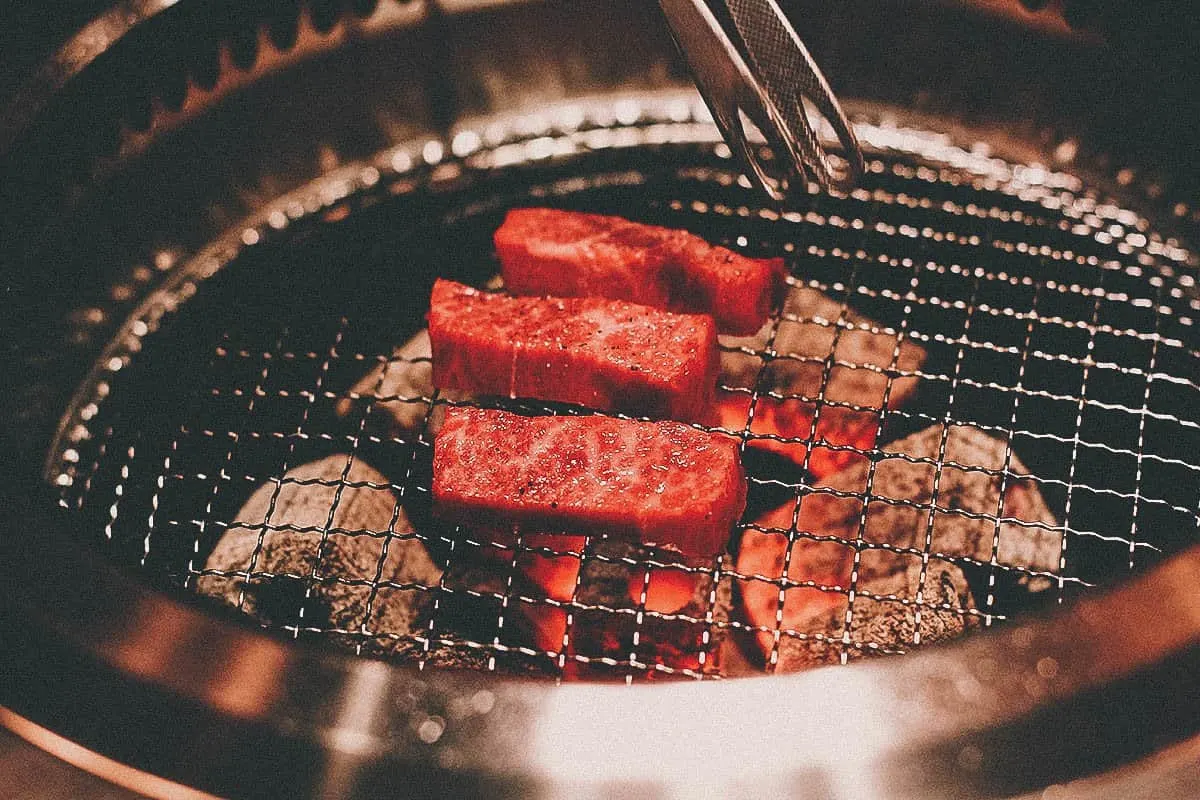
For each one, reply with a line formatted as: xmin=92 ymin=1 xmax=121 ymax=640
xmin=51 ymin=122 xmax=1200 ymax=681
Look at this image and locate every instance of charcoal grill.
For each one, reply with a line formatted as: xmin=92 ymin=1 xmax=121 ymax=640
xmin=1 ymin=0 xmax=1199 ymax=797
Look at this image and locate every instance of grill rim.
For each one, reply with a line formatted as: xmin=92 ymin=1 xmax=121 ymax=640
xmin=7 ymin=103 xmax=1199 ymax=798
xmin=4 ymin=1 xmax=1200 ymax=797
xmin=48 ymin=104 xmax=1197 ymax=680
xmin=5 ymin=482 xmax=1200 ymax=799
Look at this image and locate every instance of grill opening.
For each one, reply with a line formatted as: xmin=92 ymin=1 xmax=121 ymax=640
xmin=48 ymin=98 xmax=1200 ymax=682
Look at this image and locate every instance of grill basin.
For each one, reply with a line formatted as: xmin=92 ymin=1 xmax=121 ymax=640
xmin=47 ymin=95 xmax=1200 ymax=682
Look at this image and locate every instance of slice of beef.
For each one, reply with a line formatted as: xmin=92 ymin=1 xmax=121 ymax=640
xmin=717 ymin=284 xmax=927 ymax=479
xmin=433 ymin=407 xmax=747 ymax=558
xmin=428 ymin=279 xmax=719 ymax=422
xmin=735 ymin=424 xmax=1060 ymax=671
xmin=496 ymin=209 xmax=676 ymax=308
xmin=494 ymin=208 xmax=785 ymax=335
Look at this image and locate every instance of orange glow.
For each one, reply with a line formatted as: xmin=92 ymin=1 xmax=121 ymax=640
xmin=518 ymin=534 xmax=585 ymax=655
xmin=525 ymin=603 xmax=570 ymax=654
xmin=517 ymin=534 xmax=587 ymax=603
xmin=475 ymin=531 xmax=584 ymax=600
xmin=716 ymin=392 xmax=878 ymax=479
xmin=630 ymin=564 xmax=702 ymax=614
xmin=469 ymin=533 xmax=710 ymax=676
xmin=737 ymin=501 xmax=854 ymax=660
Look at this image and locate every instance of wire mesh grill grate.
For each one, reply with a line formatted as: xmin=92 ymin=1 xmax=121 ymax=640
xmin=49 ymin=98 xmax=1200 ymax=681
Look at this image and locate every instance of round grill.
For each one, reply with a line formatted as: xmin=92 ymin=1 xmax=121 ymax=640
xmin=45 ymin=95 xmax=1200 ymax=683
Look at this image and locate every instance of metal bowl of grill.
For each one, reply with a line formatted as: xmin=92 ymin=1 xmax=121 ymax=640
xmin=2 ymin=1 xmax=1199 ymax=797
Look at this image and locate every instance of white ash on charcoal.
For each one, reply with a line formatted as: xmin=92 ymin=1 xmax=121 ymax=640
xmin=334 ymin=329 xmax=470 ymax=438
xmin=721 ymin=284 xmax=927 ymax=409
xmin=762 ymin=558 xmax=977 ymax=673
xmin=845 ymin=424 xmax=1061 ymax=578
xmin=736 ymin=423 xmax=1060 ymax=673
xmin=196 ymin=456 xmax=554 ymax=674
xmin=197 ymin=456 xmax=441 ymax=640
xmin=322 ymin=550 xmax=558 ymax=677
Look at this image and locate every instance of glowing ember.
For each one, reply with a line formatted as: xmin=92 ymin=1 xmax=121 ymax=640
xmin=466 ymin=527 xmax=716 ymax=677
xmin=715 ymin=392 xmax=878 ymax=479
xmin=516 ymin=534 xmax=587 ymax=604
xmin=737 ymin=500 xmax=854 ymax=660
xmin=634 ymin=564 xmax=705 ymax=614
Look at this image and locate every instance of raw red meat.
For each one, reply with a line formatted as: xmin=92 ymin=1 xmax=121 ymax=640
xmin=428 ymin=279 xmax=718 ymax=423
xmin=494 ymin=208 xmax=786 ymax=335
xmin=432 ymin=407 xmax=747 ymax=557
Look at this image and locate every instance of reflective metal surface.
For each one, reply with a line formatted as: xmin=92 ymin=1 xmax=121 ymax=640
xmin=659 ymin=0 xmax=863 ymax=195
xmin=2 ymin=486 xmax=1200 ymax=798
xmin=35 ymin=95 xmax=1197 ymax=682
xmin=0 ymin=0 xmax=1198 ymax=797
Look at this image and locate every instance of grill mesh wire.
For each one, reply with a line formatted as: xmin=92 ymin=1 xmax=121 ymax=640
xmin=50 ymin=103 xmax=1200 ymax=681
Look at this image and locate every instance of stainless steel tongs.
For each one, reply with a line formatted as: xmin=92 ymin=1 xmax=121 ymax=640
xmin=659 ymin=0 xmax=864 ymax=199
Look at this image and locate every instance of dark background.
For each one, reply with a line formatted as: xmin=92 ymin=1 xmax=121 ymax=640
xmin=2 ymin=0 xmax=1197 ymax=193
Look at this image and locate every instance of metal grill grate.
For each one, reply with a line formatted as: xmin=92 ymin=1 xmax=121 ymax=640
xmin=48 ymin=96 xmax=1200 ymax=682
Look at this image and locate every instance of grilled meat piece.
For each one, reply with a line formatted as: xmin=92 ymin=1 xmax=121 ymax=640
xmin=494 ymin=208 xmax=785 ymax=335
xmin=428 ymin=279 xmax=719 ymax=422
xmin=432 ymin=407 xmax=747 ymax=557
xmin=718 ymin=283 xmax=927 ymax=478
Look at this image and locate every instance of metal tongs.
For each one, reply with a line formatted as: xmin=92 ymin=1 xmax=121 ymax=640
xmin=659 ymin=0 xmax=864 ymax=200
